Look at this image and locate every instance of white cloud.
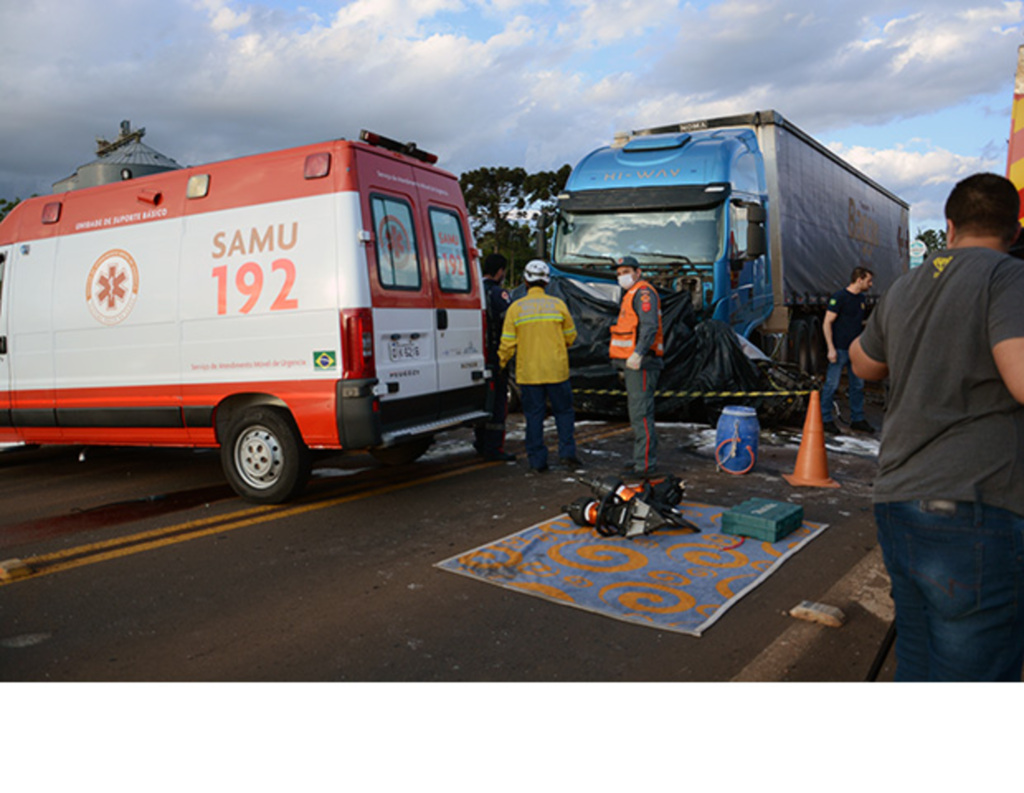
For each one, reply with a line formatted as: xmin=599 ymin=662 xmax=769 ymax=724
xmin=558 ymin=0 xmax=679 ymax=45
xmin=829 ymin=140 xmax=1002 ymax=230
xmin=200 ymin=0 xmax=252 ymax=33
xmin=328 ymin=0 xmax=465 ymax=37
xmin=832 ymin=143 xmax=984 ymax=188
xmin=645 ymin=1 xmax=1022 ymax=128
xmin=0 ymin=0 xmax=1019 ymax=232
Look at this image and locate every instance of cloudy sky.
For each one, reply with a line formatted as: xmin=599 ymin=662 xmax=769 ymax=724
xmin=1 ymin=0 xmax=1021 ymax=231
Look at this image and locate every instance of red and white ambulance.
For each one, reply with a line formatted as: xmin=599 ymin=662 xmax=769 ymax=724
xmin=0 ymin=131 xmax=491 ymax=502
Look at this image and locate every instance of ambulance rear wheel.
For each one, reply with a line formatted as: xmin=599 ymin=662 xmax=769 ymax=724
xmin=221 ymin=407 xmax=310 ymax=503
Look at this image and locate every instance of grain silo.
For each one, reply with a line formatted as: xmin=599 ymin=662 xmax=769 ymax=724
xmin=53 ymin=120 xmax=181 ymax=192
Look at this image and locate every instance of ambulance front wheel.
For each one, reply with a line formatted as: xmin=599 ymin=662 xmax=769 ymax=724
xmin=221 ymin=407 xmax=311 ymax=503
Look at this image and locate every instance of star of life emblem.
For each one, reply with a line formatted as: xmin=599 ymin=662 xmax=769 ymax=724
xmin=86 ymin=249 xmax=139 ymax=325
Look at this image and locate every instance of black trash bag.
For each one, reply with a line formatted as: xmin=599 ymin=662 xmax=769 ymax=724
xmin=512 ymin=277 xmax=773 ymax=423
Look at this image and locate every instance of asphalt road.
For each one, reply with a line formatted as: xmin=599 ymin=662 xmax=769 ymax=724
xmin=0 ymin=404 xmax=896 ymax=683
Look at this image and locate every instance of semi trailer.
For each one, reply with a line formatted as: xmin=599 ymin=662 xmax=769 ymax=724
xmin=541 ymin=110 xmax=910 ymax=373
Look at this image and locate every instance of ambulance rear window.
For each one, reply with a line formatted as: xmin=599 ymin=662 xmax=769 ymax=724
xmin=370 ymin=195 xmax=421 ymax=290
xmin=429 ymin=208 xmax=471 ymax=293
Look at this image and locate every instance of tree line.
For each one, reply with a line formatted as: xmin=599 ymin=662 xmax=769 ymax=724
xmin=0 ymin=197 xmax=18 ymax=222
xmin=458 ymin=164 xmax=573 ymax=283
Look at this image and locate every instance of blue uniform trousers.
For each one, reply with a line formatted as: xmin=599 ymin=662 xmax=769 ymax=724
xmin=519 ymin=380 xmax=576 ymax=469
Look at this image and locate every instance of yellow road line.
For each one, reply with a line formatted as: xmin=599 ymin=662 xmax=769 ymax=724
xmin=23 ymin=502 xmax=279 ymax=564
xmin=2 ymin=426 xmax=631 ymax=585
xmin=2 ymin=460 xmax=498 ymax=586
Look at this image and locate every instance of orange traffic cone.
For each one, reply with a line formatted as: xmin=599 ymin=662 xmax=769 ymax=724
xmin=783 ymin=390 xmax=839 ymax=488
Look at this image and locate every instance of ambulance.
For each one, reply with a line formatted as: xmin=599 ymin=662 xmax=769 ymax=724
xmin=0 ymin=130 xmax=491 ymax=502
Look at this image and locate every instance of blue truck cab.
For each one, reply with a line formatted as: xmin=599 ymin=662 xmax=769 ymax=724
xmin=551 ymin=126 xmax=769 ymax=337
xmin=544 ymin=111 xmax=909 ymax=372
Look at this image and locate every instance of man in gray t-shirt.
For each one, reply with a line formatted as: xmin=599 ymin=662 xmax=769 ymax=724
xmin=851 ymin=173 xmax=1024 ymax=681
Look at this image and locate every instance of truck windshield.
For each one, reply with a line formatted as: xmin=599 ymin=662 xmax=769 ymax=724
xmin=554 ymin=206 xmax=723 ymax=268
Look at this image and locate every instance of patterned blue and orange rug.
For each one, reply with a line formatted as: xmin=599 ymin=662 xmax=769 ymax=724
xmin=436 ymin=502 xmax=828 ymax=636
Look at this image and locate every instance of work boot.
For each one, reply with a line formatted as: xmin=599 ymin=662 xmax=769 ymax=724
xmin=823 ymin=420 xmax=841 ymax=436
xmin=850 ymin=420 xmax=875 ymax=433
xmin=622 ymin=464 xmax=660 ymax=480
xmin=559 ymin=456 xmax=583 ymax=469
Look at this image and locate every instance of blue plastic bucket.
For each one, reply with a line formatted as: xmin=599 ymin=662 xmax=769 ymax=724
xmin=715 ymin=406 xmax=759 ymax=475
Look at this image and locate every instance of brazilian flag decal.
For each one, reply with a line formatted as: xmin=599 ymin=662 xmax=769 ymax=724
xmin=314 ymin=350 xmax=337 ymax=371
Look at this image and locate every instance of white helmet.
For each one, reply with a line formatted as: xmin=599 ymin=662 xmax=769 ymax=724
xmin=523 ymin=259 xmax=550 ymax=284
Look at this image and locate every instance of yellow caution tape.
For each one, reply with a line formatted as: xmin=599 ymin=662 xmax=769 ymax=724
xmin=573 ymin=388 xmax=814 ymax=398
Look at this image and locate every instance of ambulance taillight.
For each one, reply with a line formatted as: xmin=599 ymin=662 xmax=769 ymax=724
xmin=341 ymin=308 xmax=376 ymax=380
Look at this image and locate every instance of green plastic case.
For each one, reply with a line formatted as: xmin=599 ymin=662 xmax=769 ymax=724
xmin=721 ymin=498 xmax=804 ymax=542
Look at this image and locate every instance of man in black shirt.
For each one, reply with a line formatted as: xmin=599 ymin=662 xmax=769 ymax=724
xmin=474 ymin=253 xmax=516 ymax=461
xmin=821 ymin=267 xmax=874 ymax=435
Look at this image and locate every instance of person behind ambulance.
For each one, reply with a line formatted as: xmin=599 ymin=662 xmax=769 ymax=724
xmin=474 ymin=253 xmax=516 ymax=462
xmin=610 ymin=256 xmax=664 ymax=478
xmin=497 ymin=260 xmax=580 ymax=473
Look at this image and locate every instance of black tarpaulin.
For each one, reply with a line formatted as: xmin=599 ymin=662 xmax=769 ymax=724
xmin=509 ymin=277 xmax=805 ymax=424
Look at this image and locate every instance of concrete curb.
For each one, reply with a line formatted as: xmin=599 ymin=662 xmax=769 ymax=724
xmin=731 ymin=545 xmax=893 ymax=681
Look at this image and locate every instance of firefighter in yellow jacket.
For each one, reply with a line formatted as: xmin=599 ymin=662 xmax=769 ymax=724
xmin=498 ymin=260 xmax=580 ymax=473
xmin=610 ymin=256 xmax=664 ymax=478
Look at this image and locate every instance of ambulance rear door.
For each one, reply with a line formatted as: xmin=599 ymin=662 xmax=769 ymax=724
xmin=359 ymin=149 xmax=443 ymax=428
xmin=420 ymin=187 xmax=488 ymax=421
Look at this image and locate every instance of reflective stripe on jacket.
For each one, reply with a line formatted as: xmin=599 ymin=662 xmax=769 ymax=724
xmin=609 ymin=279 xmax=664 ymax=360
xmin=497 ymin=287 xmax=577 ymax=384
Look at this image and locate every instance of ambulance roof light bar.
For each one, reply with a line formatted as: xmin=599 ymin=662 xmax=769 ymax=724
xmin=359 ymin=130 xmax=439 ymax=165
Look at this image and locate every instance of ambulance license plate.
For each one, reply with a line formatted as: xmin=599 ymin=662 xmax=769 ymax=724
xmin=388 ymin=339 xmax=421 ymax=361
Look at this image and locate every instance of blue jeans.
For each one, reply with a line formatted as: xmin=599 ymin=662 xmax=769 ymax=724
xmin=821 ymin=348 xmax=864 ymax=423
xmin=519 ymin=381 xmax=576 ymax=469
xmin=874 ymin=500 xmax=1024 ymax=681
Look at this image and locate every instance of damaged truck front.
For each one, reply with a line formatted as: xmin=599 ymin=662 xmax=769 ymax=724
xmin=541 ymin=110 xmax=910 ymax=376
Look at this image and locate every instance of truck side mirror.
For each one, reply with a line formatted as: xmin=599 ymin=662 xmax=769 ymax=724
xmin=747 ymin=223 xmax=766 ymax=258
xmin=535 ymin=209 xmax=550 ymax=258
xmin=746 ymin=204 xmax=766 ymax=258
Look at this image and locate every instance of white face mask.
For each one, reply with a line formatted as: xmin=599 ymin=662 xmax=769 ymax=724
xmin=617 ymin=272 xmax=636 ymax=290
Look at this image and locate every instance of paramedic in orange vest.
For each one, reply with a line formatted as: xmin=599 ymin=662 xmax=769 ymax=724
xmin=610 ymin=256 xmax=664 ymax=478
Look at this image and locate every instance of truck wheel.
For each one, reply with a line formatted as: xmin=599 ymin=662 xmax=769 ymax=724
xmin=787 ymin=319 xmax=806 ymax=368
xmin=221 ymin=407 xmax=310 ymax=503
xmin=788 ymin=319 xmax=818 ymax=374
xmin=506 ymin=370 xmax=521 ymax=414
xmin=806 ymin=316 xmax=826 ymax=375
xmin=370 ymin=436 xmax=433 ymax=465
